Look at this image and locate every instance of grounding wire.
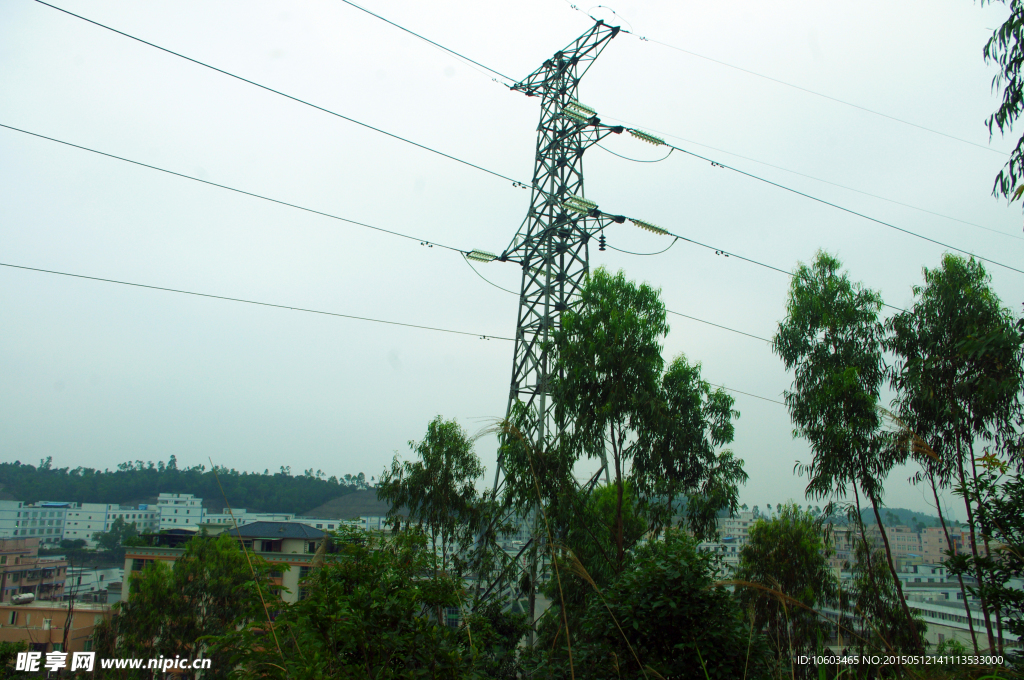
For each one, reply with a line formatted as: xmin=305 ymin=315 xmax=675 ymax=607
xmin=557 ymin=0 xmax=1005 ymax=156
xmin=0 ymin=123 xmax=469 ymax=254
xmin=336 ymin=0 xmax=517 ymax=85
xmin=33 ymin=1 xmax=529 ymax=188
xmin=0 ymin=261 xmax=513 ymax=341
xmin=652 ymin=136 xmax=1024 ymax=276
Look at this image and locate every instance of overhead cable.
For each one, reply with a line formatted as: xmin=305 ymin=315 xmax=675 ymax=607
xmin=0 ymin=123 xmax=466 ymax=254
xmin=33 ymin=0 xmax=529 ymax=188
xmin=556 ymin=0 xmax=1005 ymax=156
xmin=652 ymin=136 xmax=1024 ymax=276
xmin=0 ymin=261 xmax=512 ymax=341
xmin=336 ymin=0 xmax=517 ymax=85
xmin=598 ymin=120 xmax=1023 ymax=242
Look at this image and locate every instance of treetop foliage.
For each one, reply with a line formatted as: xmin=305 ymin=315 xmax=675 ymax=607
xmin=0 ymin=456 xmax=368 ymax=515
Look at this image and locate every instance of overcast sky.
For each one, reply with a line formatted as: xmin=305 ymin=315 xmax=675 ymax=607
xmin=2 ymin=0 xmax=1022 ymax=520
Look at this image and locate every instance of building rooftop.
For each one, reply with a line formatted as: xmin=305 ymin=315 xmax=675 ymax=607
xmin=227 ymin=522 xmax=325 ymax=540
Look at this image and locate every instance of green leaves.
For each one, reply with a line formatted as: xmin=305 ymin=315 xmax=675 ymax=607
xmin=774 ymin=251 xmax=888 ymax=502
xmin=377 ymin=416 xmax=485 ymax=580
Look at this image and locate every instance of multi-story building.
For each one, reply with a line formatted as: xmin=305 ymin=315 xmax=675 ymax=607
xmin=0 ymin=539 xmax=67 ymax=603
xmin=66 ymin=567 xmax=124 ymax=603
xmin=156 ymin=493 xmax=205 ymax=529
xmin=158 ymin=492 xmax=362 ymax=534
xmin=124 ymin=522 xmax=326 ymax=603
xmin=0 ymin=599 xmax=110 ymax=655
xmin=0 ymin=501 xmax=73 ymax=546
xmin=697 ymin=510 xmax=755 ymax=573
xmin=63 ymin=503 xmax=159 ymax=547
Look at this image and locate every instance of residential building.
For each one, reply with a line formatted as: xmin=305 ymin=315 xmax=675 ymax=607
xmin=697 ymin=510 xmax=755 ymax=573
xmin=125 ymin=522 xmax=327 ymax=604
xmin=66 ymin=567 xmax=123 ymax=603
xmin=0 ymin=539 xmax=67 ymax=603
xmin=156 ymin=493 xmax=205 ymax=529
xmin=62 ymin=503 xmax=158 ymax=547
xmin=0 ymin=599 xmax=110 ymax=654
xmin=0 ymin=501 xmax=73 ymax=546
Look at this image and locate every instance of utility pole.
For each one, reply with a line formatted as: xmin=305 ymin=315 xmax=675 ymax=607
xmin=474 ymin=19 xmax=627 ymax=637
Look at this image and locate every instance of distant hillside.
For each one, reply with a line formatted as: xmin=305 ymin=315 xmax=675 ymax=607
xmin=748 ymin=503 xmax=949 ymax=528
xmin=303 ymin=490 xmax=396 ymax=519
xmin=0 ymin=457 xmax=374 ymax=516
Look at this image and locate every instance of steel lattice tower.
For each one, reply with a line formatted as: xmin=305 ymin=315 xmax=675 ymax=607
xmin=480 ymin=20 xmax=626 ymax=627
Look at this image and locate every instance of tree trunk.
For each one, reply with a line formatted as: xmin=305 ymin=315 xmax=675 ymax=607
xmin=930 ymin=468 xmax=979 ymax=653
xmin=969 ymin=447 xmax=1004 ymax=657
xmin=867 ymin=494 xmax=924 ymax=655
xmin=612 ymin=421 xmax=624 ymax=573
xmin=955 ymin=447 xmax=996 ymax=652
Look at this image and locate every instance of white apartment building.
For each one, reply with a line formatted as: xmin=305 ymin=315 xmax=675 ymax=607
xmin=157 ymin=493 xmax=205 ymax=528
xmin=63 ymin=503 xmax=159 ymax=547
xmin=0 ymin=501 xmax=73 ymax=545
xmin=698 ymin=510 xmax=755 ymax=573
xmin=159 ymin=493 xmax=361 ymax=533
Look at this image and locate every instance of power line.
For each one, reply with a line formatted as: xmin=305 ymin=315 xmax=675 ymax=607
xmin=481 ymin=252 xmax=774 ymax=344
xmin=557 ymin=0 xmax=1006 ymax=156
xmin=708 ymin=383 xmax=786 ymax=406
xmin=625 ymin=222 xmax=907 ymax=313
xmin=666 ymin=309 xmax=771 ymax=344
xmin=33 ymin=0 xmax=529 ymax=188
xmin=598 ymin=119 xmax=1024 ymax=243
xmin=0 ymin=123 xmax=467 ymax=254
xmin=336 ymin=0 xmax=516 ymax=85
xmin=655 ymin=137 xmax=1024 ymax=276
xmin=0 ymin=261 xmax=513 ymax=341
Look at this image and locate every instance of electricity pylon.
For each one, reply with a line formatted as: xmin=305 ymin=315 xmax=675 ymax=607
xmin=472 ymin=19 xmax=627 ymax=633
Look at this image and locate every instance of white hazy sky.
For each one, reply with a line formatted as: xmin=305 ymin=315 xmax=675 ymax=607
xmin=2 ymin=0 xmax=1022 ymax=520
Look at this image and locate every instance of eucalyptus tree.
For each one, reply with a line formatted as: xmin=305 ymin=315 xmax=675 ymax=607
xmin=735 ymin=502 xmax=837 ymax=678
xmin=633 ymin=354 xmax=745 ymax=541
xmin=773 ymin=251 xmax=922 ymax=654
xmin=550 ymin=267 xmax=669 ymax=572
xmin=377 ymin=416 xmax=485 ymax=581
xmin=887 ymin=254 xmax=1024 ymax=653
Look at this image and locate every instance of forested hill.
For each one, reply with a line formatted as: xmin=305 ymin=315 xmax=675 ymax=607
xmin=0 ymin=457 xmax=373 ymax=515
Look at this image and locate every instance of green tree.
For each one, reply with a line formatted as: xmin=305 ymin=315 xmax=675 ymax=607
xmin=94 ymin=533 xmax=271 ymax=678
xmin=93 ymin=517 xmax=138 ymax=559
xmin=635 ymin=354 xmax=745 ymax=540
xmin=218 ymin=527 xmax=486 ymax=679
xmin=887 ymin=254 xmax=1024 ymax=653
xmin=947 ymin=452 xmax=1024 ymax=662
xmin=377 ymin=416 xmax=485 ymax=585
xmin=734 ymin=502 xmax=837 ymax=678
xmin=774 ymin=251 xmax=922 ymax=654
xmin=0 ymin=641 xmax=27 ymax=680
xmin=551 ymin=267 xmax=669 ymax=572
xmin=978 ymin=0 xmax=1024 ymax=204
xmin=530 ymin=533 xmax=771 ymax=680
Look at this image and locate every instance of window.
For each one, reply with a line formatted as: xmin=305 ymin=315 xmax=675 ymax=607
xmin=299 ymin=566 xmax=311 ymax=579
xmin=8 ymin=612 xmax=17 ymax=625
